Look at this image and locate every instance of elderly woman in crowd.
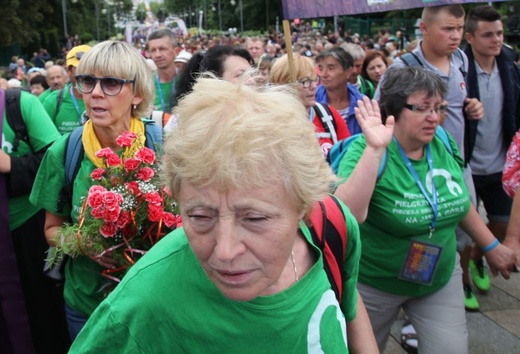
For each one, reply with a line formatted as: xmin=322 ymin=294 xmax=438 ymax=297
xmin=270 ymin=53 xmax=350 ymax=157
xmin=30 ymin=40 xmax=158 ymax=340
xmin=68 ymin=77 xmax=378 ymax=353
xmin=334 ymin=66 xmax=516 ymax=354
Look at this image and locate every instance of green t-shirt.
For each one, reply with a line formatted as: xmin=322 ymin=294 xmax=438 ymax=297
xmin=70 ymin=203 xmax=362 ymax=353
xmin=153 ymin=78 xmax=177 ymax=112
xmin=42 ymin=83 xmax=85 ymax=135
xmin=2 ymin=90 xmax=61 ymax=230
xmin=337 ymin=134 xmax=470 ymax=296
xmin=38 ymin=88 xmax=53 ymax=103
xmin=30 ymin=135 xmax=106 ymax=315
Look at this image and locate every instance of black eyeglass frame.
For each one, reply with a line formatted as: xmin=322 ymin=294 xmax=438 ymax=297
xmin=296 ymin=77 xmax=320 ymax=89
xmin=75 ymin=75 xmax=136 ymax=96
xmin=402 ymin=103 xmax=448 ymax=116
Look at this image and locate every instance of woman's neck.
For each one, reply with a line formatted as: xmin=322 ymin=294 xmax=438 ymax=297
xmin=94 ymin=120 xmax=131 ymax=150
xmin=394 ymin=130 xmax=425 ymax=160
xmin=326 ymin=88 xmax=349 ymax=110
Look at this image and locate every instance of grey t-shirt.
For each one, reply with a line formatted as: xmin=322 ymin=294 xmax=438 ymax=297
xmin=469 ymin=61 xmax=505 ymax=175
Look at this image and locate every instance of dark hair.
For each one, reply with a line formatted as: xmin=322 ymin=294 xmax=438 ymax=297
xmin=315 ymin=47 xmax=354 ymax=71
xmin=378 ymin=66 xmax=447 ymax=122
xmin=465 ymin=5 xmax=502 ymax=35
xmin=174 ymin=46 xmax=254 ymax=105
xmin=30 ymin=74 xmax=49 ymax=89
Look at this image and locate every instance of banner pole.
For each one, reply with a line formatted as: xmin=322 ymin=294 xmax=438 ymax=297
xmin=282 ymin=19 xmax=296 ymax=83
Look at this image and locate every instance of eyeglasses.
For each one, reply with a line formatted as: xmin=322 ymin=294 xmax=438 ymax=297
xmin=403 ymin=103 xmax=448 ymax=116
xmin=297 ymin=77 xmax=319 ymax=88
xmin=75 ymin=75 xmax=135 ymax=96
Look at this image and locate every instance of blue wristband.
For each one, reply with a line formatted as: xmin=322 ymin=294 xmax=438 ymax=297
xmin=482 ymin=238 xmax=499 ymax=252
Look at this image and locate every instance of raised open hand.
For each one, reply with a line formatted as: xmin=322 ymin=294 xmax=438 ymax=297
xmin=354 ymin=96 xmax=395 ymax=150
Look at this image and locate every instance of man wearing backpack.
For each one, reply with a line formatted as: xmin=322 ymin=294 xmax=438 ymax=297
xmin=0 ymin=88 xmax=70 ymax=352
xmin=375 ymin=4 xmax=484 ymax=351
xmin=42 ymin=45 xmax=91 ymax=135
xmin=463 ymin=5 xmax=520 ymax=310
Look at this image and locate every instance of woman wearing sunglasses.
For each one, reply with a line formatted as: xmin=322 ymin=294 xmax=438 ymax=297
xmin=30 ymin=41 xmax=156 ymax=342
xmin=334 ymin=66 xmax=517 ymax=354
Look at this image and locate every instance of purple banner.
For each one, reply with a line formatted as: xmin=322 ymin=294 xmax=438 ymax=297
xmin=282 ymin=0 xmax=506 ymax=20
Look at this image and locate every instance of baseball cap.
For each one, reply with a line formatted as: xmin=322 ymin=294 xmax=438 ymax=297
xmin=174 ymin=50 xmax=193 ymax=64
xmin=66 ymin=45 xmax=92 ymax=67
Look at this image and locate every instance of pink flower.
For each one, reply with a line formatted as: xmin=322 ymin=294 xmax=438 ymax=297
xmin=89 ymin=185 xmax=107 ymax=194
xmin=106 ymin=154 xmax=122 ymax=167
xmin=125 ymin=181 xmax=141 ymax=196
xmin=123 ymin=158 xmax=141 ymax=172
xmin=136 ymin=167 xmax=155 ymax=182
xmin=162 ymin=212 xmax=177 ymax=228
xmin=90 ymin=168 xmax=105 ymax=181
xmin=95 ymin=147 xmax=113 ymax=158
xmin=144 ymin=192 xmax=162 ymax=206
xmin=116 ymin=132 xmax=137 ymax=147
xmin=102 ymin=191 xmax=122 ymax=211
xmin=100 ymin=223 xmax=117 ymax=238
xmin=135 ymin=147 xmax=156 ymax=164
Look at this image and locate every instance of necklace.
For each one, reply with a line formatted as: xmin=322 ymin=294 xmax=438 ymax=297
xmin=291 ymin=250 xmax=299 ymax=282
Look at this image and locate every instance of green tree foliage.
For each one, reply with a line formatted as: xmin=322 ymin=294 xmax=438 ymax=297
xmin=0 ymin=0 xmax=54 ymax=46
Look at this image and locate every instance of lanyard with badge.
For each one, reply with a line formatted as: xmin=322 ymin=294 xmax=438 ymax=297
xmin=394 ymin=137 xmax=442 ymax=285
xmin=155 ymin=72 xmax=177 ymax=112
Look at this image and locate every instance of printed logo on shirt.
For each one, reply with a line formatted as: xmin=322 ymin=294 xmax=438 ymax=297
xmin=1 ymin=133 xmax=13 ymax=153
xmin=307 ymin=289 xmax=347 ymax=351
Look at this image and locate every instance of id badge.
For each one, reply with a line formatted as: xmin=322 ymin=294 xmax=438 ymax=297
xmin=399 ymin=240 xmax=443 ymax=285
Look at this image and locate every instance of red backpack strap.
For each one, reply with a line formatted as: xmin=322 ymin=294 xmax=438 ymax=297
xmin=309 ymin=194 xmax=347 ymax=302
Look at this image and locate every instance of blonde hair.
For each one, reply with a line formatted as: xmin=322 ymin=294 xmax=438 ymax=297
xmin=270 ymin=53 xmax=316 ymax=84
xmin=162 ymin=77 xmax=335 ymax=216
xmin=76 ymin=41 xmax=154 ymax=118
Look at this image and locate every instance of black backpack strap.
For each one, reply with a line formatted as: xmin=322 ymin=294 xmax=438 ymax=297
xmin=5 ymin=89 xmax=28 ymax=152
xmin=309 ymin=195 xmax=348 ymax=302
xmin=56 ymin=126 xmax=84 ymax=214
xmin=55 ymin=88 xmax=65 ymax=116
xmin=400 ymin=52 xmax=424 ymax=68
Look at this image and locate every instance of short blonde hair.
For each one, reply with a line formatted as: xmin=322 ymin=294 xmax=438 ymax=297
xmin=270 ymin=54 xmax=316 ymax=84
xmin=76 ymin=41 xmax=154 ymax=118
xmin=162 ymin=77 xmax=335 ymax=216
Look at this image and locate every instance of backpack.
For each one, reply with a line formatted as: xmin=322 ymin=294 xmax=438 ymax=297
xmin=309 ymin=194 xmax=348 ymax=303
xmin=314 ymin=102 xmax=339 ymax=144
xmin=4 ymin=88 xmax=29 ymax=152
xmin=55 ymin=88 xmax=65 ymax=116
xmin=327 ymin=125 xmax=454 ymax=176
xmin=400 ymin=49 xmax=468 ymax=82
xmin=56 ymin=120 xmax=163 ymax=214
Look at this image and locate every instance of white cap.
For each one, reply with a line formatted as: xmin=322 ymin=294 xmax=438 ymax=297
xmin=174 ymin=50 xmax=192 ymax=64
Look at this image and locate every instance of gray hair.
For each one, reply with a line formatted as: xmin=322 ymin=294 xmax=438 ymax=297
xmin=315 ymin=47 xmax=354 ymax=71
xmin=147 ymin=28 xmax=177 ymax=47
xmin=340 ymin=43 xmax=366 ymax=60
xmin=379 ymin=66 xmax=447 ymax=122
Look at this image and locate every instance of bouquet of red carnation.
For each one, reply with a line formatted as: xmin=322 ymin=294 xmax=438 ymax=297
xmin=49 ymin=131 xmax=181 ymax=285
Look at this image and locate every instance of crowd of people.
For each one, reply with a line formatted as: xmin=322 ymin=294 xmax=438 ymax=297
xmin=1 ymin=3 xmax=520 ymax=354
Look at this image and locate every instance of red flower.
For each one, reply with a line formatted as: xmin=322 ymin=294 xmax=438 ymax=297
xmin=100 ymin=223 xmax=117 ymax=238
xmin=125 ymin=181 xmax=141 ymax=196
xmin=90 ymin=168 xmax=105 ymax=181
xmin=89 ymin=185 xmax=107 ymax=194
xmin=136 ymin=167 xmax=155 ymax=182
xmin=135 ymin=147 xmax=156 ymax=164
xmin=87 ymin=190 xmax=104 ymax=209
xmin=117 ymin=210 xmax=131 ymax=228
xmin=91 ymin=206 xmax=105 ymax=219
xmin=123 ymin=158 xmax=141 ymax=172
xmin=103 ymin=207 xmax=121 ymax=223
xmin=102 ymin=191 xmax=122 ymax=211
xmin=144 ymin=192 xmax=162 ymax=206
xmin=116 ymin=132 xmax=137 ymax=147
xmin=148 ymin=204 xmax=164 ymax=222
xmin=95 ymin=147 xmax=113 ymax=158
xmin=162 ymin=212 xmax=177 ymax=228
xmin=106 ymin=153 xmax=122 ymax=167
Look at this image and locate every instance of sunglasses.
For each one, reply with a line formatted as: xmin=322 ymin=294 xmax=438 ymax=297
xmin=75 ymin=75 xmax=135 ymax=96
